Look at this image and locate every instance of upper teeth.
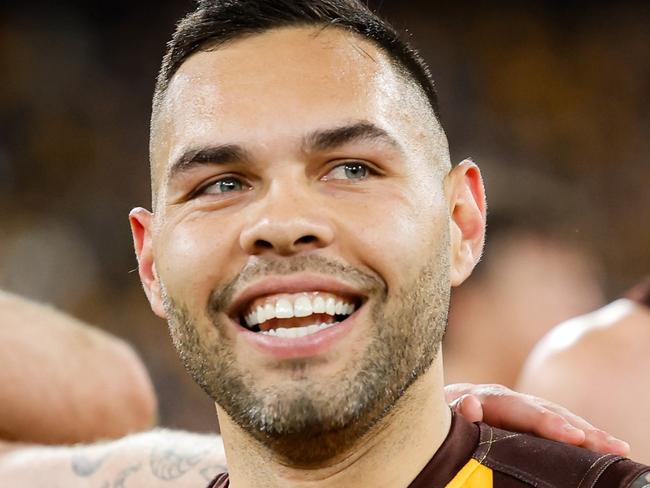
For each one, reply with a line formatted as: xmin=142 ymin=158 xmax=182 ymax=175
xmin=244 ymin=294 xmax=355 ymax=327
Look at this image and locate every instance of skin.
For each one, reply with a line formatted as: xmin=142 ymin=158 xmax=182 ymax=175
xmin=0 ymin=429 xmax=227 ymax=487
xmin=0 ymin=290 xmax=157 ymax=444
xmin=0 ymin=23 xmax=630 ymax=488
xmin=445 ymin=234 xmax=604 ymax=387
xmin=518 ymin=298 xmax=650 ymax=463
xmin=134 ymin=25 xmax=485 ymax=487
xmin=131 ymin=25 xmax=526 ymax=487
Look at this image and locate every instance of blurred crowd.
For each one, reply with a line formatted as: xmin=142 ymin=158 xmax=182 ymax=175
xmin=1 ymin=1 xmax=648 ymax=432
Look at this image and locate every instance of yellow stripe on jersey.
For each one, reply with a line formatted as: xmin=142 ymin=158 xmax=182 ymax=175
xmin=445 ymin=459 xmax=493 ymax=488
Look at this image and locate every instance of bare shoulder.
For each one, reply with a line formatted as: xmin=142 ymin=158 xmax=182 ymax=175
xmin=517 ymin=299 xmax=650 ymax=463
xmin=519 ymin=299 xmax=650 ymax=385
xmin=0 ymin=429 xmax=227 ymax=488
xmin=517 ymin=298 xmax=650 ymax=417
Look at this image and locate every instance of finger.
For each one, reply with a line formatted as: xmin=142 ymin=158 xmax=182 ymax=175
xmin=451 ymin=394 xmax=484 ymax=423
xmin=580 ymin=429 xmax=630 ymax=456
xmin=444 ymin=383 xmax=477 ymax=404
xmin=478 ymin=396 xmax=586 ymax=446
xmin=528 ymin=408 xmax=586 ymax=446
xmin=449 ymin=384 xmax=632 ymax=456
xmin=481 ymin=396 xmax=630 ymax=455
xmin=536 ymin=402 xmax=598 ymax=432
xmin=534 ymin=403 xmax=630 ymax=455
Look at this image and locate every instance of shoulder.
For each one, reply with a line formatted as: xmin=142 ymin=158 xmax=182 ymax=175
xmin=517 ymin=300 xmax=650 ymax=393
xmin=474 ymin=423 xmax=650 ymax=487
xmin=526 ymin=299 xmax=649 ymax=365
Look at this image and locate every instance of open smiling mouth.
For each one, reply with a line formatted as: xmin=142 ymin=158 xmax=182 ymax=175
xmin=236 ymin=292 xmax=363 ymax=338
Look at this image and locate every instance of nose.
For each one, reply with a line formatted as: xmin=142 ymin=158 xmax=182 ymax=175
xmin=239 ymin=186 xmax=335 ymax=256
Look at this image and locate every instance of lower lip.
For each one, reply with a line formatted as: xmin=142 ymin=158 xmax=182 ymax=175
xmin=236 ymin=310 xmax=359 ymax=360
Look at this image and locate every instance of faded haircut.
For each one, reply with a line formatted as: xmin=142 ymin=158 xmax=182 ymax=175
xmin=152 ymin=0 xmax=440 ymax=121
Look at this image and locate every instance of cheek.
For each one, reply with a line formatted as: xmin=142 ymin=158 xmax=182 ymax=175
xmin=343 ymin=184 xmax=447 ymax=283
xmin=154 ymin=216 xmax=240 ymax=309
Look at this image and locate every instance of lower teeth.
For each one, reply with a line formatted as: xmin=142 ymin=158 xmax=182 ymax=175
xmin=261 ymin=322 xmax=336 ymax=338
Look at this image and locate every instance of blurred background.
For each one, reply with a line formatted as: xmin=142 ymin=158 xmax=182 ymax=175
xmin=1 ymin=0 xmax=648 ymax=433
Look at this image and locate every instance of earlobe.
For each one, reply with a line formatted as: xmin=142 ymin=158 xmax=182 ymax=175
xmin=446 ymin=160 xmax=487 ymax=287
xmin=129 ymin=208 xmax=167 ymax=319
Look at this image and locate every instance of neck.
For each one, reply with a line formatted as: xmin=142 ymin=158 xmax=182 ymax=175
xmin=217 ymin=355 xmax=450 ymax=488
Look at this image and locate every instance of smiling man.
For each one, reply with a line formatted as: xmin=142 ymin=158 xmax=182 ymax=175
xmin=125 ymin=1 xmax=650 ymax=487
xmin=0 ymin=1 xmax=647 ymax=487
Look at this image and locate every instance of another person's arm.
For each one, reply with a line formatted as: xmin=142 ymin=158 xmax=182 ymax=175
xmin=0 ymin=289 xmax=633 ymax=484
xmin=0 ymin=385 xmax=632 ymax=484
xmin=0 ymin=290 xmax=157 ymax=444
xmin=0 ymin=429 xmax=226 ymax=487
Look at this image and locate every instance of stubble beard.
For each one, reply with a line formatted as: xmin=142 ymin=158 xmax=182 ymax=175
xmin=163 ymin=247 xmax=450 ymax=466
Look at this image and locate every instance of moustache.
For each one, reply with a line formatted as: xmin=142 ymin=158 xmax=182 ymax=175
xmin=207 ymin=254 xmax=386 ymax=316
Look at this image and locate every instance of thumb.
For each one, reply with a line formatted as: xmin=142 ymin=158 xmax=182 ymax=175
xmin=451 ymin=394 xmax=484 ymax=423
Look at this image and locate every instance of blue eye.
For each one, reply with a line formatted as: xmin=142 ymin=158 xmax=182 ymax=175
xmin=327 ymin=162 xmax=370 ymax=180
xmin=202 ymin=176 xmax=244 ymax=195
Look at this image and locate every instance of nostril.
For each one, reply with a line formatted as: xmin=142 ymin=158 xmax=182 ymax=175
xmin=295 ymin=235 xmax=317 ymax=246
xmin=255 ymin=239 xmax=273 ymax=250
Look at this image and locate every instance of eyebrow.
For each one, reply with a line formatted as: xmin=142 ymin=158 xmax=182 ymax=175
xmin=167 ymin=121 xmax=400 ymax=182
xmin=168 ymin=144 xmax=249 ymax=181
xmin=303 ymin=121 xmax=401 ymax=153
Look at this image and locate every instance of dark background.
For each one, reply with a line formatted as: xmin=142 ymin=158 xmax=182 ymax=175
xmin=1 ymin=1 xmax=648 ymax=432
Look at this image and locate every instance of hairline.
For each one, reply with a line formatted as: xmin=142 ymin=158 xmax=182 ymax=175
xmin=151 ymin=23 xmax=440 ymax=137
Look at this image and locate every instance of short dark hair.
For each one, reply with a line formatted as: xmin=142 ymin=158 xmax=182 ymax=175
xmin=153 ymin=0 xmax=440 ymax=120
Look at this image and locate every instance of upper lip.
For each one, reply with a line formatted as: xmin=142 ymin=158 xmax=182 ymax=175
xmin=226 ymin=274 xmax=367 ymax=320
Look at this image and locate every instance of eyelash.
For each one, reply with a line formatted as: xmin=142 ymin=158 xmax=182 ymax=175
xmin=189 ymin=161 xmax=378 ymax=199
xmin=191 ymin=175 xmax=250 ymax=198
xmin=323 ymin=161 xmax=377 ymax=181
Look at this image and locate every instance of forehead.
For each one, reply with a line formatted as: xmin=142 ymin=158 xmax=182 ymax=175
xmin=151 ymin=26 xmax=438 ymax=182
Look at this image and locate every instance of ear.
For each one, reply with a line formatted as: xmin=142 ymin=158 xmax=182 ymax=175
xmin=445 ymin=160 xmax=487 ymax=287
xmin=129 ymin=208 xmax=167 ymax=318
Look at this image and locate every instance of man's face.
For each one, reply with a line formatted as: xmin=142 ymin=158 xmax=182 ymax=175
xmin=137 ymin=26 xmax=464 ymax=462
